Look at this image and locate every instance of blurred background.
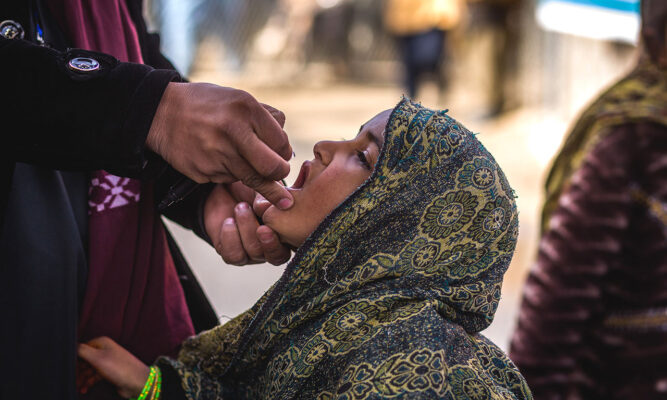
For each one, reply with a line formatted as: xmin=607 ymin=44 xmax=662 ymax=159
xmin=151 ymin=0 xmax=641 ymax=350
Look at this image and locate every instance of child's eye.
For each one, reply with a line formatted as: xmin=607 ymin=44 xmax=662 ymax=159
xmin=357 ymin=150 xmax=372 ymax=170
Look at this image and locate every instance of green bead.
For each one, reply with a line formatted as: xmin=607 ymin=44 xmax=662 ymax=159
xmin=137 ymin=366 xmax=158 ymax=400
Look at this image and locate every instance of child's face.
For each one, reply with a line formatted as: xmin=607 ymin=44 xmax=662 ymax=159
xmin=258 ymin=110 xmax=391 ymax=247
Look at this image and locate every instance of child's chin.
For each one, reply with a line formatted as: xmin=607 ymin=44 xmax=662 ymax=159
xmin=275 ymin=232 xmax=304 ymax=252
xmin=279 ymin=232 xmax=302 ymax=250
xmin=285 ymin=241 xmax=300 ymax=252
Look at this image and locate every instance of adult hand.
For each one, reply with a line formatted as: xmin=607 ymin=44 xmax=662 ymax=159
xmin=205 ymin=182 xmax=291 ymax=266
xmin=77 ymin=337 xmax=149 ymax=399
xmin=147 ymin=82 xmax=294 ymax=209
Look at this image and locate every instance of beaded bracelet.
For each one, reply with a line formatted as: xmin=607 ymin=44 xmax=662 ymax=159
xmin=133 ymin=366 xmax=162 ymax=400
xmin=150 ymin=367 xmax=162 ymax=400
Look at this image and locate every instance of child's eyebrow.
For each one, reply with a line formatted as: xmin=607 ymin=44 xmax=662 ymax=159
xmin=365 ymin=130 xmax=383 ymax=149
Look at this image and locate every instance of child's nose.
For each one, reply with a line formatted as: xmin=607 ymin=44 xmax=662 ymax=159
xmin=313 ymin=140 xmax=338 ymax=165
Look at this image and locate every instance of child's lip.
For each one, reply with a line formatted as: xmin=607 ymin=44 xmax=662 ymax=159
xmin=290 ymin=160 xmax=311 ymax=190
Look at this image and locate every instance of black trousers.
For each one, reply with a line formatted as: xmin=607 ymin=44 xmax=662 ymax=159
xmin=398 ymin=29 xmax=446 ymax=99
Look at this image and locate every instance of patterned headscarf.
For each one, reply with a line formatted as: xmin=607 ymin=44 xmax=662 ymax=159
xmin=158 ymin=99 xmax=531 ymax=399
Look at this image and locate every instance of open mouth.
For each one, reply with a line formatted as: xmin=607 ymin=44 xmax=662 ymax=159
xmin=290 ymin=161 xmax=311 ymax=189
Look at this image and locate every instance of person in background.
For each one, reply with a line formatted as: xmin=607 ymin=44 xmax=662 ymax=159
xmin=0 ymin=0 xmax=292 ymax=399
xmin=465 ymin=0 xmax=523 ymax=117
xmin=510 ymin=0 xmax=667 ymax=398
xmin=383 ymin=0 xmax=465 ymax=99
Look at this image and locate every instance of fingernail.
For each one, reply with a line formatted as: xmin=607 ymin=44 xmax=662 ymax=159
xmin=259 ymin=231 xmax=273 ymax=244
xmin=236 ymin=202 xmax=249 ymax=212
xmin=277 ymin=198 xmax=293 ymax=210
xmin=224 ymin=217 xmax=235 ymax=226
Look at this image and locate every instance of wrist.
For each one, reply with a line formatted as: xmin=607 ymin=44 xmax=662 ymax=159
xmin=146 ymin=82 xmax=183 ymax=157
xmin=131 ymin=365 xmax=161 ymax=400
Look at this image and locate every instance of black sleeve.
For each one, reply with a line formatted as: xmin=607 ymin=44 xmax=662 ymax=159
xmin=0 ymin=37 xmax=182 ymax=178
xmin=159 ymin=363 xmax=187 ymax=400
xmin=141 ymin=31 xmax=181 ymax=71
xmin=155 ymin=165 xmax=215 ymax=244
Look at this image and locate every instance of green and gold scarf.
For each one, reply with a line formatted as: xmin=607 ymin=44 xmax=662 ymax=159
xmin=158 ymin=99 xmax=532 ymax=400
xmin=542 ymin=62 xmax=667 ymax=233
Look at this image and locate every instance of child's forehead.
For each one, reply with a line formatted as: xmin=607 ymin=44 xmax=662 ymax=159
xmin=357 ymin=109 xmax=392 ymax=141
xmin=355 ymin=125 xmax=385 ymax=150
xmin=364 ymin=109 xmax=392 ymax=130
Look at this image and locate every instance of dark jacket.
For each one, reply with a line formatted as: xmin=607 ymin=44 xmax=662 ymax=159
xmin=0 ymin=1 xmax=217 ymax=399
xmin=1 ymin=1 xmax=179 ymax=213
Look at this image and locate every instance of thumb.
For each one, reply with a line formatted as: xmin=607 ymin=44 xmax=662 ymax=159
xmin=250 ymin=179 xmax=293 ymax=211
xmin=84 ymin=336 xmax=114 ymax=350
xmin=253 ymin=193 xmax=272 ymax=219
xmin=261 ymin=103 xmax=286 ymax=129
xmin=78 ymin=343 xmax=100 ymax=365
xmin=233 ymin=159 xmax=293 ymax=210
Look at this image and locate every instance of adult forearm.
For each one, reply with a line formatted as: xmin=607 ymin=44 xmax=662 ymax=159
xmin=0 ymin=38 xmax=180 ymax=177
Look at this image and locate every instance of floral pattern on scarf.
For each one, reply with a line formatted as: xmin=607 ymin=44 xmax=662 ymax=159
xmin=157 ymin=98 xmax=532 ymax=400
